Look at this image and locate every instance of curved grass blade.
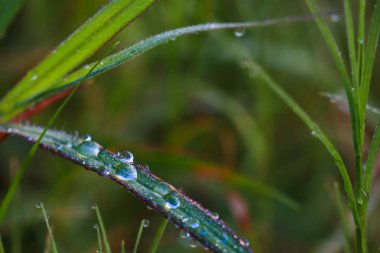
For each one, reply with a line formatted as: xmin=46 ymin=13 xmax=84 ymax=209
xmin=93 ymin=204 xmax=111 ymax=253
xmin=0 ymin=0 xmax=157 ymax=122
xmin=13 ymin=14 xmax=321 ymax=113
xmin=0 ymin=0 xmax=24 ymax=39
xmin=149 ymin=219 xmax=168 ymax=253
xmin=0 ymin=123 xmax=254 ymax=253
xmin=36 ymin=202 xmax=58 ymax=253
xmin=133 ymin=219 xmax=149 ymax=253
xmin=363 ymin=121 xmax=380 ymax=195
xmin=241 ymin=59 xmax=358 ymax=222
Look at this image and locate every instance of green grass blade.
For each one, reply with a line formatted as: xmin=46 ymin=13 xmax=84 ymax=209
xmin=305 ymin=0 xmax=363 ymax=196
xmin=0 ymin=0 xmax=23 ymax=39
xmin=241 ymin=59 xmax=358 ymax=221
xmin=360 ymin=0 xmax=380 ymax=115
xmin=0 ymin=0 xmax=156 ymax=122
xmin=358 ymin=0 xmax=366 ymax=86
xmin=334 ymin=183 xmax=353 ymax=253
xmin=121 ymin=240 xmax=126 ymax=253
xmin=93 ymin=205 xmax=112 ymax=253
xmin=149 ymin=219 xmax=168 ymax=253
xmin=0 ymin=123 xmax=254 ymax=253
xmin=363 ymin=121 xmax=380 ymax=195
xmin=13 ymin=15 xmax=319 ymax=114
xmin=0 ymin=234 xmax=4 ymax=253
xmin=37 ymin=202 xmax=58 ymax=253
xmin=95 ymin=223 xmax=103 ymax=253
xmin=343 ymin=0 xmax=358 ymax=86
xmin=133 ymin=219 xmax=150 ymax=253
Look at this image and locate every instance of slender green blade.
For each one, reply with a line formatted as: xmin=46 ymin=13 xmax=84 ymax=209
xmin=0 ymin=0 xmax=24 ymax=39
xmin=121 ymin=240 xmax=126 ymax=253
xmin=0 ymin=0 xmax=156 ymax=122
xmin=334 ymin=183 xmax=353 ymax=253
xmin=95 ymin=223 xmax=103 ymax=253
xmin=37 ymin=202 xmax=58 ymax=253
xmin=242 ymin=59 xmax=358 ymax=222
xmin=94 ymin=205 xmax=112 ymax=253
xmin=133 ymin=219 xmax=149 ymax=253
xmin=0 ymin=123 xmax=254 ymax=253
xmin=343 ymin=0 xmax=358 ymax=86
xmin=363 ymin=121 xmax=380 ymax=194
xmin=149 ymin=219 xmax=168 ymax=253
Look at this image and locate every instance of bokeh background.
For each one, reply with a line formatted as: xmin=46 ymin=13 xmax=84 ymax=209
xmin=1 ymin=0 xmax=380 ymax=252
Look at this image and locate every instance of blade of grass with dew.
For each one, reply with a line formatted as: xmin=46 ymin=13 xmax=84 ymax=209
xmin=0 ymin=234 xmax=4 ymax=253
xmin=360 ymin=0 xmax=380 ymax=115
xmin=0 ymin=123 xmax=254 ymax=253
xmin=0 ymin=0 xmax=157 ymax=122
xmin=241 ymin=59 xmax=358 ymax=222
xmin=95 ymin=224 xmax=103 ymax=253
xmin=0 ymin=44 xmax=111 ymax=223
xmin=363 ymin=121 xmax=380 ymax=196
xmin=133 ymin=219 xmax=150 ymax=253
xmin=36 ymin=202 xmax=58 ymax=253
xmin=149 ymin=219 xmax=168 ymax=253
xmin=14 ymin=14 xmax=322 ymax=112
xmin=305 ymin=0 xmax=363 ymax=194
xmin=94 ymin=205 xmax=111 ymax=253
xmin=0 ymin=0 xmax=23 ymax=39
xmin=334 ymin=182 xmax=353 ymax=253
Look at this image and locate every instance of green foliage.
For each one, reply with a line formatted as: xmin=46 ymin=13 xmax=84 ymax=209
xmin=37 ymin=202 xmax=58 ymax=253
xmin=94 ymin=204 xmax=112 ymax=253
xmin=0 ymin=0 xmax=23 ymax=39
xmin=149 ymin=219 xmax=168 ymax=253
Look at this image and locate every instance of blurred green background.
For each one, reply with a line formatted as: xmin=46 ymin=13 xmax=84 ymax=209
xmin=1 ymin=0 xmax=380 ymax=252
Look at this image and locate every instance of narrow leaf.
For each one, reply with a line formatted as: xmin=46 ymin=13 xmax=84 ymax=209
xmin=149 ymin=219 xmax=168 ymax=253
xmin=94 ymin=223 xmax=103 ymax=253
xmin=363 ymin=121 xmax=380 ymax=194
xmin=37 ymin=202 xmax=58 ymax=253
xmin=334 ymin=183 xmax=353 ymax=253
xmin=133 ymin=219 xmax=150 ymax=253
xmin=94 ymin=204 xmax=112 ymax=253
xmin=0 ymin=123 xmax=254 ymax=253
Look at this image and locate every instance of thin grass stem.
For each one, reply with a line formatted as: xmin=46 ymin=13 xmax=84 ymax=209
xmin=149 ymin=219 xmax=168 ymax=253
xmin=94 ymin=205 xmax=112 ymax=253
xmin=37 ymin=202 xmax=58 ymax=253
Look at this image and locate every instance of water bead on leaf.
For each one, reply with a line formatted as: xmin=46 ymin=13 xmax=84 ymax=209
xmin=76 ymin=141 xmax=101 ymax=157
xmin=180 ymin=230 xmax=190 ymax=239
xmin=188 ymin=218 xmax=199 ymax=229
xmin=142 ymin=219 xmax=150 ymax=227
xmin=164 ymin=194 xmax=180 ymax=210
xmin=153 ymin=181 xmax=172 ymax=197
xmin=119 ymin=151 xmax=134 ymax=163
xmin=114 ymin=163 xmax=137 ymax=181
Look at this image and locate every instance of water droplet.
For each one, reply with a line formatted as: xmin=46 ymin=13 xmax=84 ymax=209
xmin=199 ymin=228 xmax=207 ymax=235
xmin=99 ymin=166 xmax=111 ymax=176
xmin=357 ymin=189 xmax=369 ymax=205
xmin=221 ymin=233 xmax=229 ymax=243
xmin=114 ymin=163 xmax=137 ymax=181
xmin=76 ymin=141 xmax=100 ymax=157
xmin=119 ymin=151 xmax=134 ymax=163
xmin=211 ymin=212 xmax=219 ymax=219
xmin=91 ymin=204 xmax=97 ymax=210
xmin=311 ymin=130 xmax=317 ymax=136
xmin=35 ymin=201 xmax=42 ymax=208
xmin=359 ymin=39 xmax=364 ymax=45
xmin=188 ymin=219 xmax=199 ymax=229
xmin=164 ymin=194 xmax=180 ymax=210
xmin=234 ymin=28 xmax=246 ymax=38
xmin=93 ymin=224 xmax=98 ymax=229
xmin=189 ymin=238 xmax=199 ymax=248
xmin=153 ymin=182 xmax=172 ymax=197
xmin=81 ymin=135 xmax=92 ymax=141
xmin=239 ymin=238 xmax=250 ymax=247
xmin=330 ymin=14 xmax=341 ymax=22
xmin=84 ymin=64 xmax=90 ymax=69
xmin=100 ymin=60 xmax=104 ymax=65
xmin=142 ymin=219 xmax=150 ymax=227
xmin=31 ymin=74 xmax=38 ymax=81
xmin=180 ymin=230 xmax=190 ymax=239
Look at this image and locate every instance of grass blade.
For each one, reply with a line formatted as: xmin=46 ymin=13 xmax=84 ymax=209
xmin=11 ymin=15 xmax=320 ymax=115
xmin=0 ymin=0 xmax=23 ymax=39
xmin=0 ymin=123 xmax=254 ymax=253
xmin=95 ymin=223 xmax=103 ymax=253
xmin=121 ymin=240 xmax=126 ymax=253
xmin=0 ymin=0 xmax=156 ymax=122
xmin=363 ymin=121 xmax=380 ymax=195
xmin=360 ymin=0 xmax=380 ymax=114
xmin=36 ymin=202 xmax=58 ymax=253
xmin=133 ymin=219 xmax=150 ymax=253
xmin=241 ymin=59 xmax=358 ymax=221
xmin=343 ymin=0 xmax=358 ymax=86
xmin=334 ymin=183 xmax=353 ymax=253
xmin=93 ymin=204 xmax=112 ymax=253
xmin=149 ymin=219 xmax=168 ymax=253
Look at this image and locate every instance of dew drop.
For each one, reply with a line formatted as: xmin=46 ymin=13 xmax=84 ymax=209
xmin=142 ymin=219 xmax=150 ymax=227
xmin=164 ymin=194 xmax=180 ymax=210
xmin=84 ymin=64 xmax=90 ymax=70
xmin=188 ymin=219 xmax=199 ymax=229
xmin=81 ymin=135 xmax=92 ymax=141
xmin=35 ymin=201 xmax=42 ymax=208
xmin=189 ymin=238 xmax=199 ymax=248
xmin=31 ymin=74 xmax=38 ymax=81
xmin=100 ymin=60 xmax=104 ymax=65
xmin=76 ymin=141 xmax=100 ymax=157
xmin=239 ymin=238 xmax=250 ymax=247
xmin=330 ymin=14 xmax=341 ymax=23
xmin=119 ymin=151 xmax=134 ymax=163
xmin=91 ymin=204 xmax=97 ymax=210
xmin=153 ymin=182 xmax=172 ymax=197
xmin=234 ymin=28 xmax=246 ymax=38
xmin=211 ymin=212 xmax=219 ymax=219
xmin=114 ymin=163 xmax=137 ymax=181
xmin=93 ymin=224 xmax=98 ymax=229
xmin=357 ymin=189 xmax=369 ymax=205
xmin=180 ymin=230 xmax=190 ymax=239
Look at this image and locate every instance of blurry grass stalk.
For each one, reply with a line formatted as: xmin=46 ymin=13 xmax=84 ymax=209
xmin=133 ymin=219 xmax=149 ymax=253
xmin=0 ymin=234 xmax=4 ymax=253
xmin=149 ymin=219 xmax=168 ymax=253
xmin=121 ymin=240 xmax=126 ymax=253
xmin=94 ymin=204 xmax=112 ymax=253
xmin=95 ymin=223 xmax=103 ymax=253
xmin=334 ymin=183 xmax=352 ymax=253
xmin=37 ymin=202 xmax=58 ymax=253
